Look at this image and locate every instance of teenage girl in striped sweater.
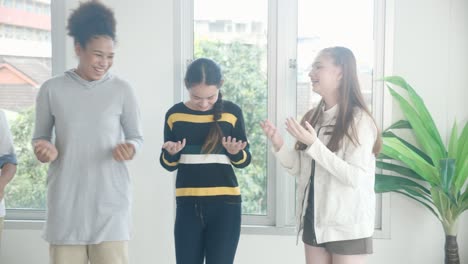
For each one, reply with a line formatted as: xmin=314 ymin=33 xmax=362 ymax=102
xmin=160 ymin=58 xmax=251 ymax=264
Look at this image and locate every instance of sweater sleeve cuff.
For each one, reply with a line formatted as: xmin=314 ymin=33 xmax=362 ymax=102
xmin=227 ymin=150 xmax=246 ymax=164
xmin=273 ymin=144 xmax=290 ymax=160
xmin=126 ymin=139 xmax=142 ymax=155
xmin=162 ymin=149 xmax=181 ymax=163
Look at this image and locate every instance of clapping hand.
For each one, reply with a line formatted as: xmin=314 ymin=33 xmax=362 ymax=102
xmin=285 ymin=117 xmax=317 ymax=146
xmin=260 ymin=119 xmax=284 ymax=152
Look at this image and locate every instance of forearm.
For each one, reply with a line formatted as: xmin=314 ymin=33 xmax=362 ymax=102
xmin=122 ymin=85 xmax=143 ymax=154
xmin=160 ymin=150 xmax=180 ymax=171
xmin=0 ymin=163 xmax=17 ymax=189
xmin=273 ymin=145 xmax=301 ymax=176
xmin=306 ymin=136 xmax=375 ymax=188
xmin=32 ymin=84 xmax=54 ymax=142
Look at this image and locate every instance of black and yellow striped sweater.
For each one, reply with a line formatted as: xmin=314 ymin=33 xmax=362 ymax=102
xmin=160 ymin=101 xmax=251 ymax=202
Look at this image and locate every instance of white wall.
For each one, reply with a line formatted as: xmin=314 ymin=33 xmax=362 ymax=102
xmin=1 ymin=0 xmax=467 ymax=263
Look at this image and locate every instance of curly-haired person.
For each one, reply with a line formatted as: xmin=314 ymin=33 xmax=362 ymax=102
xmin=32 ymin=1 xmax=143 ymax=263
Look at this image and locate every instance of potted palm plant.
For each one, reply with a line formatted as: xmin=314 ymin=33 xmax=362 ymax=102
xmin=375 ymin=76 xmax=468 ymax=264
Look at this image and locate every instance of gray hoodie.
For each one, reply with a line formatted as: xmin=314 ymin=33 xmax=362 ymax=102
xmin=33 ymin=70 xmax=143 ymax=245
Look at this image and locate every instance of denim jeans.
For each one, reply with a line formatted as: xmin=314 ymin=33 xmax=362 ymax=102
xmin=174 ymin=199 xmax=241 ymax=264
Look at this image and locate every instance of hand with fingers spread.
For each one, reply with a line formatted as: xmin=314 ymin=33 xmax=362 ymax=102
xmin=222 ymin=136 xmax=247 ymax=155
xmin=260 ymin=119 xmax=284 ymax=152
xmin=34 ymin=139 xmax=58 ymax=163
xmin=285 ymin=117 xmax=317 ymax=146
xmin=113 ymin=143 xmax=136 ymax=161
xmin=162 ymin=138 xmax=186 ymax=156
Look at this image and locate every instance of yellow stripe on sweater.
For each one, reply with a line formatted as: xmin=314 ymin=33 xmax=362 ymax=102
xmin=176 ymin=186 xmax=241 ymax=196
xmin=162 ymin=153 xmax=178 ymax=167
xmin=231 ymin=150 xmax=247 ymax=165
xmin=167 ymin=113 xmax=237 ymax=130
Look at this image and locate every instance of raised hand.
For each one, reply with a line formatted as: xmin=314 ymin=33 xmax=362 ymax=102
xmin=113 ymin=143 xmax=136 ymax=161
xmin=222 ymin=136 xmax=247 ymax=155
xmin=162 ymin=138 xmax=186 ymax=156
xmin=285 ymin=117 xmax=317 ymax=146
xmin=34 ymin=139 xmax=58 ymax=163
xmin=260 ymin=119 xmax=284 ymax=152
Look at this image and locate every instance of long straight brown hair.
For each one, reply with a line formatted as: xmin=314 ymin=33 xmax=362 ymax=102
xmin=295 ymin=47 xmax=382 ymax=156
xmin=185 ymin=58 xmax=224 ymax=154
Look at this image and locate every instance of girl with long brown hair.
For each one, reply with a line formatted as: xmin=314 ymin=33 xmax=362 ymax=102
xmin=261 ymin=46 xmax=381 ymax=264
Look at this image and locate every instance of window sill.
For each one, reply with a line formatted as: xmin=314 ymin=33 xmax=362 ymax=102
xmin=241 ymin=225 xmax=296 ymax=236
xmin=241 ymin=225 xmax=390 ymax=239
xmin=4 ymin=219 xmax=44 ymax=230
xmin=5 ymin=222 xmax=389 ymax=239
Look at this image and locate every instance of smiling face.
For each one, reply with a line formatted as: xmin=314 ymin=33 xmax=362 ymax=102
xmin=74 ymin=35 xmax=114 ymax=81
xmin=187 ymin=83 xmax=220 ymax=111
xmin=308 ymin=52 xmax=342 ymax=102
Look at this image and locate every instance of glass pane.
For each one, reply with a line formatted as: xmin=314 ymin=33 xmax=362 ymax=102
xmin=0 ymin=1 xmax=52 ymax=210
xmin=194 ymin=0 xmax=268 ymax=215
xmin=297 ymin=0 xmax=374 ymax=117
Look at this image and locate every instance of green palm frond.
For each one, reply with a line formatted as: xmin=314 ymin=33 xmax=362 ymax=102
xmin=382 ymin=137 xmax=438 ymax=185
xmin=376 ymin=76 xmax=468 ymax=239
xmin=394 ymin=190 xmax=440 ymax=219
xmin=448 ymin=122 xmax=458 ymax=159
xmin=453 ymin=123 xmax=468 ymax=191
xmin=387 ymin=86 xmax=446 ymax=165
xmin=376 ymin=160 xmax=424 ymax=181
xmin=384 ymin=76 xmax=446 ymax=156
xmin=382 ymin=131 xmax=433 ymax=165
xmin=385 ymin=120 xmax=412 ymax=130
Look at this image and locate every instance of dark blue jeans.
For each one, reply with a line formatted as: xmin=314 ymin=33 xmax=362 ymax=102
xmin=174 ymin=199 xmax=241 ymax=264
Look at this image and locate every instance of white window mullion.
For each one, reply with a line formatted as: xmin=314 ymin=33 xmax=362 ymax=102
xmin=242 ymin=0 xmax=277 ymax=226
xmin=178 ymin=0 xmax=276 ymax=227
xmin=51 ymin=0 xmax=66 ymax=76
xmin=373 ymin=0 xmax=394 ymax=239
xmin=275 ymin=0 xmax=298 ymax=228
xmin=173 ymin=0 xmax=193 ymax=103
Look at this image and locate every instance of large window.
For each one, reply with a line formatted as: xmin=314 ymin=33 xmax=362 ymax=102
xmin=1 ymin=0 xmax=52 ymax=220
xmin=176 ymin=0 xmax=388 ymax=231
xmin=194 ymin=0 xmax=269 ymax=218
xmin=297 ymin=0 xmax=375 ymax=115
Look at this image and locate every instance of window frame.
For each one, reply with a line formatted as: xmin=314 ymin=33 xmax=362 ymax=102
xmin=6 ymin=0 xmax=391 ymax=237
xmin=174 ymin=0 xmax=279 ymax=227
xmin=174 ymin=0 xmax=391 ymax=237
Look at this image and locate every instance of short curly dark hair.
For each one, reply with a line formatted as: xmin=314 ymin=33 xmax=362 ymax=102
xmin=67 ymin=0 xmax=116 ymax=48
